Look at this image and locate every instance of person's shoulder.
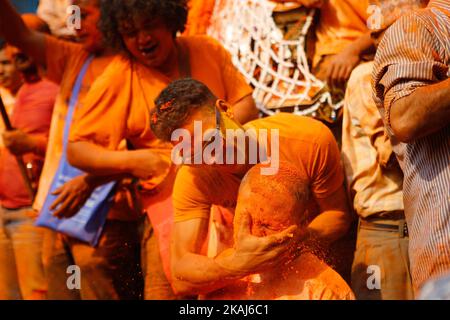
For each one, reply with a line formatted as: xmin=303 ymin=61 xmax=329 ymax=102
xmin=248 ymin=113 xmax=334 ymax=144
xmin=383 ymin=8 xmax=433 ymax=42
xmin=174 ymin=165 xmax=211 ymax=191
xmin=180 ymin=35 xmax=227 ymax=55
xmin=89 ymin=55 xmax=131 ymax=89
xmin=38 ymin=78 xmax=60 ymax=92
xmin=45 ymin=34 xmax=85 ymax=57
xmin=173 ymin=165 xmax=217 ymax=207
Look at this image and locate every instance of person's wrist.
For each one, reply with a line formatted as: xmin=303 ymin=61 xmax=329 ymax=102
xmin=121 ymin=150 xmax=138 ymax=174
xmin=27 ymin=135 xmax=40 ymax=154
xmin=215 ymin=249 xmax=250 ymax=278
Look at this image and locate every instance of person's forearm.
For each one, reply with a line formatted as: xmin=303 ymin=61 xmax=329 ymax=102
xmin=84 ymin=173 xmax=131 ymax=188
xmin=307 ymin=210 xmax=352 ymax=244
xmin=0 ymin=0 xmax=46 ymax=66
xmin=390 ymin=78 xmax=450 ymax=143
xmin=29 ymin=135 xmax=48 ymax=157
xmin=67 ymin=141 xmax=134 ymax=176
xmin=172 ymin=249 xmax=250 ymax=296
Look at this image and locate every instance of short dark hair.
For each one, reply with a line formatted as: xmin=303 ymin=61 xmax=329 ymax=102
xmin=151 ymin=78 xmax=217 ymax=141
xmin=99 ymin=0 xmax=188 ymax=53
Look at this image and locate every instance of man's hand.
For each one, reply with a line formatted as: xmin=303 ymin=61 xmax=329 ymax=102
xmin=325 ymin=48 xmax=361 ymax=90
xmin=217 ymin=212 xmax=298 ymax=274
xmin=50 ymin=175 xmax=95 ymax=219
xmin=127 ymin=149 xmax=170 ymax=180
xmin=2 ymin=129 xmax=35 ymax=155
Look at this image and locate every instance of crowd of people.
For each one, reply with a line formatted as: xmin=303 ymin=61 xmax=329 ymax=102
xmin=0 ymin=0 xmax=448 ymax=300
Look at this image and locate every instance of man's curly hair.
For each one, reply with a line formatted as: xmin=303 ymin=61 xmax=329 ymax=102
xmin=151 ymin=78 xmax=217 ymax=142
xmin=99 ymin=0 xmax=188 ymax=53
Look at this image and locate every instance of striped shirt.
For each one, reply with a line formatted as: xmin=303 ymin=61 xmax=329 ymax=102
xmin=372 ymin=0 xmax=450 ymax=293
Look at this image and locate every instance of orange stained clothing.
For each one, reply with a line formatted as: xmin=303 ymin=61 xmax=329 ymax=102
xmin=341 ymin=61 xmax=404 ymax=218
xmin=68 ymin=35 xmax=253 ymax=201
xmin=184 ymin=0 xmax=216 ymax=36
xmin=314 ymin=0 xmax=370 ymax=65
xmin=172 ymin=113 xmax=344 ymax=223
xmin=33 ymin=36 xmax=114 ymax=213
xmin=69 ymin=35 xmax=252 ymax=152
xmin=203 ymin=252 xmax=355 ymax=300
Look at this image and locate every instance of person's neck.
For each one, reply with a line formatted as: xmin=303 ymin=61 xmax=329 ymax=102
xmin=22 ymin=71 xmax=41 ymax=84
xmin=155 ymin=40 xmax=179 ymax=78
xmin=8 ymin=82 xmax=22 ymax=96
xmin=91 ymin=46 xmax=115 ymax=58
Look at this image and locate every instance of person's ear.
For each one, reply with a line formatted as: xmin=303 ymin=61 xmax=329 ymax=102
xmin=215 ymin=99 xmax=229 ymax=112
xmin=215 ymin=99 xmax=234 ymax=119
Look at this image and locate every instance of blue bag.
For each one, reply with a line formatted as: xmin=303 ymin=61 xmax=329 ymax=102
xmin=36 ymin=56 xmax=116 ymax=247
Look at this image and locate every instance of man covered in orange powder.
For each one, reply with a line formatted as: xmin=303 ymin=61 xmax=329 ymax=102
xmin=204 ymin=162 xmax=355 ymax=300
xmin=150 ymin=78 xmax=352 ymax=297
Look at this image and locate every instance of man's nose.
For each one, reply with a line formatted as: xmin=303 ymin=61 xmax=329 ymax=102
xmin=137 ymin=31 xmax=152 ymax=45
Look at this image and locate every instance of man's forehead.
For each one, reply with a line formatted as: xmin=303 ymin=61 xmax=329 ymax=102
xmin=0 ymin=49 xmax=11 ymax=62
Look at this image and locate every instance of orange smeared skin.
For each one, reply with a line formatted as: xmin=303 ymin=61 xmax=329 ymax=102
xmin=203 ymin=162 xmax=355 ymax=300
xmin=233 ymin=161 xmax=309 ymax=241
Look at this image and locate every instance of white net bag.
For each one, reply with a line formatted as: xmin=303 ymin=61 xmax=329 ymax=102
xmin=208 ymin=0 xmax=342 ymax=118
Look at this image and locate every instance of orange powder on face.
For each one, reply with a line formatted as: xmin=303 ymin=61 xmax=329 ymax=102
xmin=233 ymin=161 xmax=310 ymax=239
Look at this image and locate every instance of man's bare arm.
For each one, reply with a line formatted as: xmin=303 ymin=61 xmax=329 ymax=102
xmin=0 ymin=0 xmax=46 ymax=67
xmin=171 ymin=215 xmax=298 ymax=296
xmin=389 ymin=78 xmax=450 ymax=143
xmin=308 ymin=187 xmax=353 ymax=244
xmin=67 ymin=141 xmax=170 ymax=180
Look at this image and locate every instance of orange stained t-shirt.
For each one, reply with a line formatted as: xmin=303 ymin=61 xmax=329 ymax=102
xmin=172 ymin=113 xmax=344 ymax=223
xmin=69 ymin=35 xmax=252 ymax=154
xmin=314 ymin=0 xmax=370 ymax=65
xmin=33 ymin=36 xmax=114 ymax=212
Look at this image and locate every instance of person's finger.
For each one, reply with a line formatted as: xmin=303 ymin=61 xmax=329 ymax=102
xmin=52 ymin=195 xmax=75 ymax=218
xmin=50 ymin=189 xmax=69 ymax=210
xmin=51 ymin=185 xmax=65 ymax=196
xmin=265 ymin=225 xmax=297 ymax=247
xmin=325 ymin=63 xmax=335 ymax=86
xmin=236 ymin=211 xmax=252 ymax=239
xmin=59 ymin=198 xmax=82 ymax=219
xmin=335 ymin=65 xmax=348 ymax=89
xmin=343 ymin=65 xmax=353 ymax=84
xmin=331 ymin=64 xmax=343 ymax=89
